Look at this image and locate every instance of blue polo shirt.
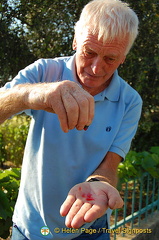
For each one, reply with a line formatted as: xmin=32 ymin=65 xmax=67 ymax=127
xmin=2 ymin=55 xmax=142 ymax=239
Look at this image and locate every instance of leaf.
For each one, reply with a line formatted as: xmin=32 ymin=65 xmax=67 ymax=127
xmin=151 ymin=153 xmax=159 ymax=165
xmin=141 ymin=154 xmax=159 ymax=178
xmin=0 ymin=191 xmax=12 ymax=220
xmin=0 ymin=218 xmax=12 ymax=238
xmin=0 ymin=172 xmax=10 ymax=182
xmin=6 ymin=168 xmax=21 ymax=180
xmin=150 ymin=146 xmax=159 ymax=155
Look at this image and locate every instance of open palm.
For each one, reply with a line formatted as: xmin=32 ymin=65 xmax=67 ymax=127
xmin=60 ymin=181 xmax=123 ymax=229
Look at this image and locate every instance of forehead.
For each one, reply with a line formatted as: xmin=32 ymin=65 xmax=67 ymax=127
xmin=78 ymin=30 xmax=128 ymax=55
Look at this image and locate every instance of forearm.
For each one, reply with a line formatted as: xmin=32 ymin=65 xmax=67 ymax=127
xmin=86 ymin=152 xmax=122 ymax=187
xmin=0 ymin=83 xmax=54 ymax=124
xmin=0 ymin=85 xmax=29 ymax=124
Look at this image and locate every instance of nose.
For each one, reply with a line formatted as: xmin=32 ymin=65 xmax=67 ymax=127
xmin=91 ymin=56 xmax=104 ymax=75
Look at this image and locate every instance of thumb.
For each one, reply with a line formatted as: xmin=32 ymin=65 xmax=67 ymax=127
xmin=107 ymin=190 xmax=123 ymax=209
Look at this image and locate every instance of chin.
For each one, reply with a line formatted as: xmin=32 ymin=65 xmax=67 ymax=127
xmin=81 ymin=81 xmax=96 ymax=89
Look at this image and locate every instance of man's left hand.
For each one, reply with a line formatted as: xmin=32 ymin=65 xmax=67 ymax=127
xmin=60 ymin=181 xmax=123 ymax=229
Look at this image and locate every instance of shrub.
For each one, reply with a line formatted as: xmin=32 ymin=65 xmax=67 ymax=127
xmin=118 ymin=146 xmax=159 ymax=185
xmin=0 ymin=115 xmax=30 ymax=167
xmin=0 ymin=168 xmax=21 ymax=239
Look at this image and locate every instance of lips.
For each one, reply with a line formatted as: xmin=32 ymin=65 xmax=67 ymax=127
xmin=85 ymin=71 xmax=104 ymax=78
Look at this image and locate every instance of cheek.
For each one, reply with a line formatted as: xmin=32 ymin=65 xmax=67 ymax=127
xmin=107 ymin=62 xmax=120 ymax=72
xmin=81 ymin=58 xmax=93 ymax=72
xmin=77 ymin=57 xmax=88 ymax=73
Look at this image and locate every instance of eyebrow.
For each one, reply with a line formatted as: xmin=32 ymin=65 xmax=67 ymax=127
xmin=106 ymin=54 xmax=119 ymax=58
xmin=84 ymin=46 xmax=95 ymax=52
xmin=83 ymin=45 xmax=120 ymax=59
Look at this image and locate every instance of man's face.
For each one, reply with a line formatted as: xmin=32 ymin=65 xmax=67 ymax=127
xmin=73 ymin=31 xmax=128 ymax=95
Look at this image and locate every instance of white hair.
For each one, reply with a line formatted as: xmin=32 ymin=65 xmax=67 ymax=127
xmin=74 ymin=0 xmax=139 ymax=54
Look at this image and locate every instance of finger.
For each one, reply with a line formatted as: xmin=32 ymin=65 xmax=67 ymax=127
xmin=72 ymin=90 xmax=94 ymax=130
xmin=84 ymin=203 xmax=107 ymax=223
xmin=87 ymin=94 xmax=95 ymax=126
xmin=108 ymin=193 xmax=124 ymax=209
xmin=65 ymin=199 xmax=83 ymax=228
xmin=105 ymin=185 xmax=124 ymax=209
xmin=52 ymin=96 xmax=69 ymax=133
xmin=60 ymin=195 xmax=75 ymax=217
xmin=71 ymin=202 xmax=92 ymax=229
xmin=61 ymin=91 xmax=79 ymax=130
xmin=75 ymin=96 xmax=89 ymax=130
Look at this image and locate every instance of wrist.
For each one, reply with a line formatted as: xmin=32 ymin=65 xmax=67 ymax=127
xmin=86 ymin=175 xmax=111 ymax=184
xmin=86 ymin=177 xmax=100 ymax=182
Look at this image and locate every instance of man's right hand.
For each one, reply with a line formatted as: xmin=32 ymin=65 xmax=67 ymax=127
xmin=24 ymin=80 xmax=94 ymax=132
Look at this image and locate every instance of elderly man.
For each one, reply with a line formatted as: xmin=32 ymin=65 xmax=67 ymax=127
xmin=0 ymin=0 xmax=142 ymax=239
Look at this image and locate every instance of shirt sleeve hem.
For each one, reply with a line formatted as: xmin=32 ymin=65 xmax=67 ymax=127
xmin=109 ymin=146 xmax=127 ymax=160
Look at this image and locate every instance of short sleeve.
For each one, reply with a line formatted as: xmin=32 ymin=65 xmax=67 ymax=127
xmin=109 ymin=93 xmax=142 ymax=159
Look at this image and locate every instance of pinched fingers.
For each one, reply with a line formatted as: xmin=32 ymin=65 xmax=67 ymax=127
xmin=59 ymin=81 xmax=94 ymax=132
xmin=61 ymin=90 xmax=79 ymax=131
xmin=71 ymin=89 xmax=94 ymax=131
xmin=26 ymin=81 xmax=94 ymax=132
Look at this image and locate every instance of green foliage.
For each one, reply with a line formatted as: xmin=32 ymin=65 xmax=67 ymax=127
xmin=119 ymin=0 xmax=159 ymax=151
xmin=0 ymin=0 xmax=36 ymax=84
xmin=0 ymin=168 xmax=21 ymax=238
xmin=118 ymin=147 xmax=159 ymax=184
xmin=0 ymin=0 xmax=89 ymax=84
xmin=0 ymin=115 xmax=30 ymax=167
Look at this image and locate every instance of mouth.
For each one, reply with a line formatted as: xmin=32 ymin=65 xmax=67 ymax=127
xmin=85 ymin=72 xmax=104 ymax=79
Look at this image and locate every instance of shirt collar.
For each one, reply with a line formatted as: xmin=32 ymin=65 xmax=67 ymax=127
xmin=98 ymin=70 xmax=120 ymax=102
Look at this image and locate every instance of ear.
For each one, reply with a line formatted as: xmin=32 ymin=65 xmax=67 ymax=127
xmin=72 ymin=36 xmax=77 ymax=50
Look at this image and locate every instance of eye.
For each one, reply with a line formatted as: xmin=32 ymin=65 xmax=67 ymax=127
xmin=109 ymin=58 xmax=115 ymax=63
xmin=109 ymin=58 xmax=115 ymax=61
xmin=86 ymin=51 xmax=93 ymax=55
xmin=84 ymin=50 xmax=95 ymax=58
xmin=104 ymin=57 xmax=116 ymax=64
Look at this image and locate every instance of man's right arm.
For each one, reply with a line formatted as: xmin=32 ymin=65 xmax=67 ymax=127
xmin=0 ymin=81 xmax=94 ymax=132
xmin=0 ymin=86 xmax=28 ymax=124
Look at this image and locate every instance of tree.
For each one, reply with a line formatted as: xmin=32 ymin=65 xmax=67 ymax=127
xmin=0 ymin=0 xmax=36 ymax=85
xmin=0 ymin=0 xmax=158 ymax=151
xmin=118 ymin=0 xmax=159 ymax=151
xmin=0 ymin=0 xmax=89 ymax=85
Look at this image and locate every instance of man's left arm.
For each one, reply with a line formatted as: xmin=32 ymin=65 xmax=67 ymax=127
xmin=60 ymin=151 xmax=123 ymax=228
xmin=86 ymin=151 xmax=122 ymax=187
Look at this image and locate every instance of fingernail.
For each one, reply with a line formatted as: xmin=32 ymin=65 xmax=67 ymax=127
xmin=84 ymin=125 xmax=89 ymax=131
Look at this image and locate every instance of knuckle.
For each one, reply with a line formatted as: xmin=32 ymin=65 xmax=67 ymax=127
xmin=79 ymin=99 xmax=88 ymax=110
xmin=68 ymin=102 xmax=78 ymax=113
